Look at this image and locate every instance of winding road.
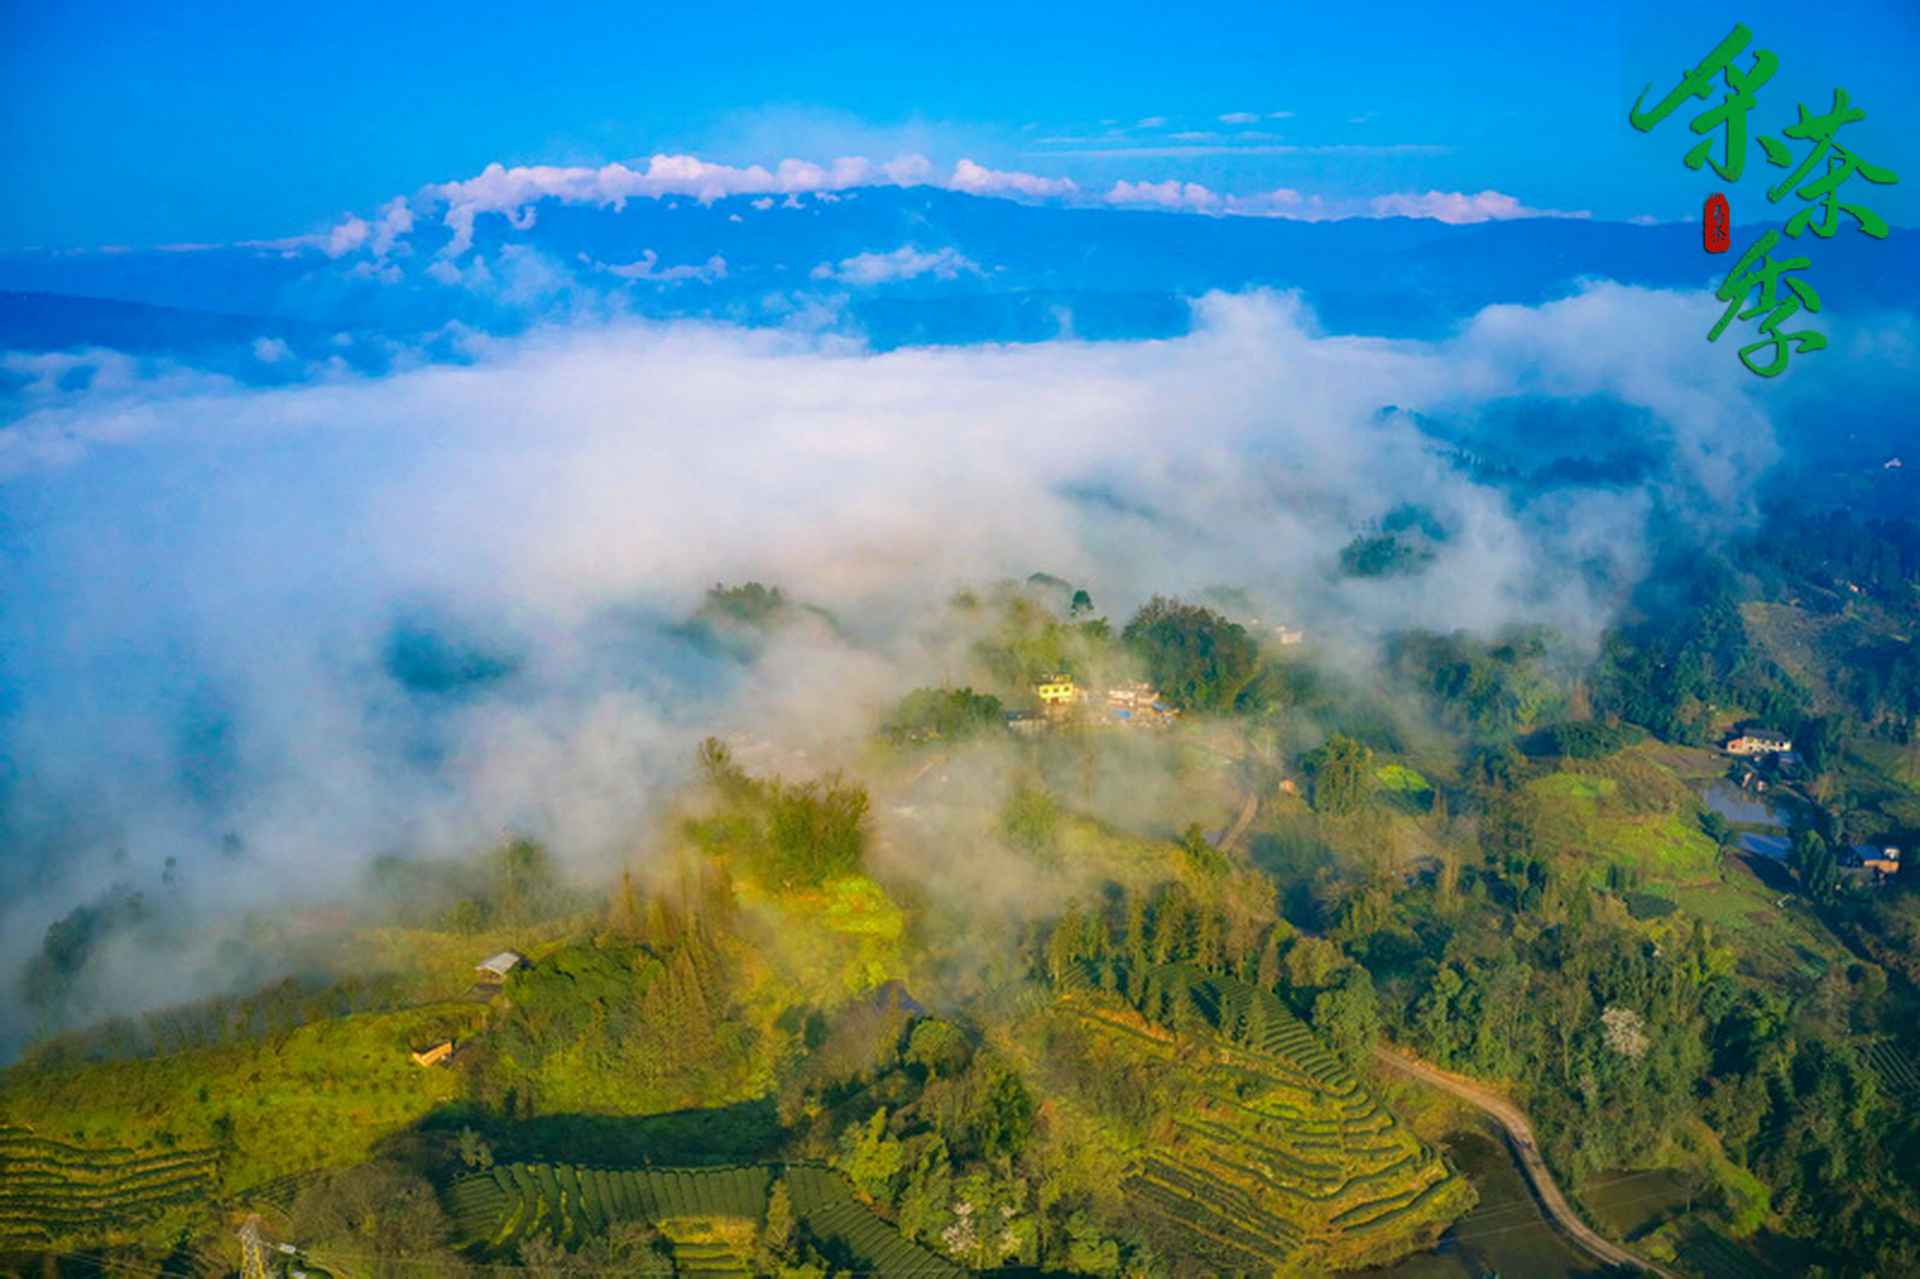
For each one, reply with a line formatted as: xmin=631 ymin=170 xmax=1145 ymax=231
xmin=1373 ymin=1047 xmax=1675 ymax=1278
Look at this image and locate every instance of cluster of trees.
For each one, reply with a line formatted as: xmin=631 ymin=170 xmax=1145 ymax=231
xmin=345 ymin=836 xmax=584 ymax=936
xmin=21 ymin=883 xmax=159 ymax=1019
xmin=688 ymin=581 xmax=842 ymax=658
xmin=1036 ymin=877 xmax=1388 ymax=1068
xmin=769 ymin=995 xmax=1160 ymax=1275
xmin=474 ymin=860 xmax=750 ymax=1116
xmin=1338 ymin=532 xmax=1434 ymax=579
xmin=1788 ymin=828 xmax=1844 ymax=904
xmin=1120 ymin=596 xmax=1263 ymax=713
xmin=883 ymin=686 xmax=1004 ymax=744
xmin=962 ymin=584 xmax=1115 ymax=689
xmin=1387 ymin=627 xmax=1562 ymax=739
xmin=1744 ymin=505 xmax=1920 ymax=610
xmin=698 ymin=581 xmax=791 ymax=629
xmin=290 ymin=1161 xmax=472 ymax=1278
xmin=1526 ymin=718 xmax=1646 ymax=759
xmin=1303 ymin=734 xmax=1375 ymax=817
xmin=690 ymin=739 xmax=870 ymax=888
xmin=1591 ymin=563 xmax=1810 ymax=744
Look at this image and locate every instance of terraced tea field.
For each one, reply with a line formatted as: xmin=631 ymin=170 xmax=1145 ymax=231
xmin=0 ymin=1123 xmax=219 ymax=1249
xmin=1064 ymin=966 xmax=1473 ymax=1274
xmin=447 ymin=1160 xmax=963 ymax=1276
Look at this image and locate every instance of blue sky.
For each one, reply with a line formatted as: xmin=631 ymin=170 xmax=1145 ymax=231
xmin=3 ymin=0 xmax=1917 ymax=248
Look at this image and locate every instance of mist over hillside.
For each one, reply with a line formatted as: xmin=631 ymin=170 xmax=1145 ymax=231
xmin=4 ymin=220 xmax=1913 ymax=1058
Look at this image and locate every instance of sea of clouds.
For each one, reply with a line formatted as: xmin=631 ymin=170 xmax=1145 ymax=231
xmin=0 ymin=273 xmax=1864 ymax=1053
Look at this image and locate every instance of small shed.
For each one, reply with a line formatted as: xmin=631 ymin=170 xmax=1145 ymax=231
xmin=410 ymin=1040 xmax=453 ymax=1068
xmin=474 ymin=950 xmax=525 ymax=983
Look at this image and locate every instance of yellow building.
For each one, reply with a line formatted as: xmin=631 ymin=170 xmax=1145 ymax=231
xmin=1035 ymin=677 xmax=1078 ymax=706
xmin=410 ymin=1040 xmax=454 ymax=1068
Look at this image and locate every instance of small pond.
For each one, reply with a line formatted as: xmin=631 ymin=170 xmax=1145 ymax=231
xmin=1701 ymin=779 xmax=1784 ymax=826
xmin=1737 ymin=832 xmax=1791 ymax=860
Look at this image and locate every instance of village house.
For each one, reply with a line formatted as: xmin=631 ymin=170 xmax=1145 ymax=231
xmin=1103 ymin=681 xmax=1178 ymax=727
xmin=474 ymin=950 xmax=525 ymax=984
xmin=1725 ymin=730 xmax=1793 ymax=756
xmin=1034 ymin=675 xmax=1079 ymax=706
xmin=1862 ymin=846 xmax=1903 ymax=879
xmin=1004 ymin=709 xmax=1047 ymax=735
xmin=1033 ymin=675 xmax=1084 ymax=720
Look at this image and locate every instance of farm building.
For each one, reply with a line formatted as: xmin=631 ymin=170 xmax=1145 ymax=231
xmin=1725 ymin=730 xmax=1792 ymax=756
xmin=474 ymin=950 xmax=525 ymax=983
xmin=410 ymin=1040 xmax=454 ymax=1068
xmin=1005 ymin=709 xmax=1047 ymax=735
xmin=1103 ymin=682 xmax=1179 ymax=726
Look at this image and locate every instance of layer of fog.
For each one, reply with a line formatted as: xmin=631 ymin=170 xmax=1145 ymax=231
xmin=0 ymin=282 xmax=1783 ymax=1054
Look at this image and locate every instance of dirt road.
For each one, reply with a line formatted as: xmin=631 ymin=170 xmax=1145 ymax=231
xmin=1212 ymin=787 xmax=1259 ymax=852
xmin=1374 ymin=1047 xmax=1675 ymax=1277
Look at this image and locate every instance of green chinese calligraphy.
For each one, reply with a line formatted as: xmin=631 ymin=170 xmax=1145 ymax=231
xmin=1757 ymin=90 xmax=1899 ymax=238
xmin=1629 ymin=23 xmax=1777 ymax=181
xmin=1709 ymin=230 xmax=1827 ymax=377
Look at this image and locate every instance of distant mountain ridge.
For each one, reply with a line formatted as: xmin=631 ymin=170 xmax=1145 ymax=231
xmin=4 ymin=188 xmax=1912 ymax=361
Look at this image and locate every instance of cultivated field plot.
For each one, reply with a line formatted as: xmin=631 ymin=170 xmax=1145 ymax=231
xmin=0 ymin=1123 xmax=219 ymax=1249
xmin=447 ymin=1160 xmax=964 ymax=1276
xmin=1067 ymin=967 xmax=1472 ymax=1274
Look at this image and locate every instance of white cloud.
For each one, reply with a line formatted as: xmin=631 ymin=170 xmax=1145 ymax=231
xmin=1222 ymin=188 xmax=1323 ymax=218
xmin=1267 ymin=110 xmax=1295 ymax=120
xmin=594 ymin=250 xmax=728 ymax=283
xmin=347 ymin=260 xmax=403 ymax=284
xmin=424 ymin=153 xmax=935 ymax=256
xmin=1367 ymin=189 xmax=1591 ymax=224
xmin=1136 ymin=115 xmax=1169 ymax=128
xmin=425 ymin=254 xmax=497 ymax=290
xmin=244 ymin=196 xmax=416 ymax=261
xmin=367 ymin=197 xmax=415 ymax=257
xmin=1218 ymin=112 xmax=1261 ymax=125
xmin=1026 ymin=143 xmax=1448 ymax=159
xmin=808 ymin=245 xmax=981 ymax=285
xmin=1105 ymin=179 xmax=1221 ymax=212
xmin=946 ymin=159 xmax=1079 ymax=199
xmin=252 ymin=337 xmax=291 ymax=363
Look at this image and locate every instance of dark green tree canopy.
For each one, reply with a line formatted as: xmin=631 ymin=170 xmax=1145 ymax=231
xmin=1121 ymin=596 xmax=1260 ymax=712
